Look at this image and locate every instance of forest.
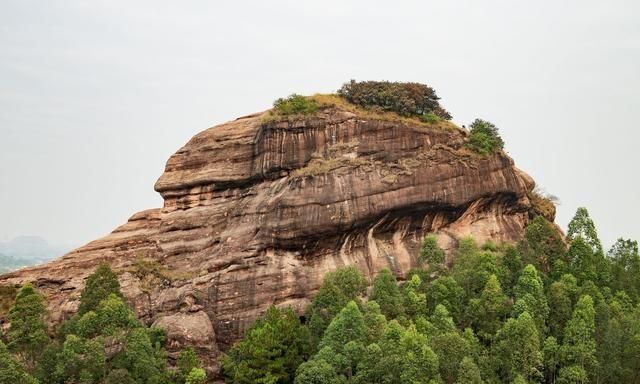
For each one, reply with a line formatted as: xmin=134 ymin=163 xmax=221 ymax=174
xmin=221 ymin=208 xmax=640 ymax=384
xmin=1 ymin=207 xmax=639 ymax=384
xmin=0 ymin=264 xmax=206 ymax=384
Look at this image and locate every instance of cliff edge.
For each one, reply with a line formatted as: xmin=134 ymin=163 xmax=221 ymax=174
xmin=0 ymin=99 xmax=546 ymax=375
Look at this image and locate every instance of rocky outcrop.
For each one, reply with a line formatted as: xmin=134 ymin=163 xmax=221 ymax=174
xmin=0 ymin=106 xmax=541 ymax=376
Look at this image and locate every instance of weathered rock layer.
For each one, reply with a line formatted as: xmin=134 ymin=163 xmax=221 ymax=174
xmin=0 ymin=107 xmax=539 ymax=375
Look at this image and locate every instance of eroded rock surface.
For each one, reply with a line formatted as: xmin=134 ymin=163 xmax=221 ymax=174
xmin=0 ymin=107 xmax=542 ymax=376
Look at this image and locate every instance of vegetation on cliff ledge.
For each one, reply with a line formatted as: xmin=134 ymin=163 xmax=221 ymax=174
xmin=222 ymin=207 xmax=640 ymax=384
xmin=264 ymin=80 xmax=458 ymax=130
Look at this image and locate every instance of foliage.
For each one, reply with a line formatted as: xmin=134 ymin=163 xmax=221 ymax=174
xmin=519 ymin=216 xmax=566 ymax=275
xmin=305 ymin=266 xmax=368 ymax=345
xmin=419 ymin=235 xmax=446 ymax=268
xmin=78 ymin=263 xmax=124 ymax=315
xmin=465 ymin=119 xmax=504 ymax=155
xmin=4 ymin=204 xmax=640 ymax=384
xmin=337 ymin=79 xmax=452 ymax=119
xmin=0 ymin=340 xmax=38 ymax=384
xmin=185 ymin=368 xmax=207 ymax=384
xmin=492 ymin=311 xmax=542 ymax=382
xmin=513 ymin=264 xmax=549 ymax=335
xmin=273 ymin=94 xmax=319 ymax=116
xmin=7 ymin=283 xmax=48 ymax=368
xmin=370 ymin=269 xmax=404 ymax=320
xmin=567 ymin=207 xmax=603 ymax=256
xmin=221 ymin=305 xmax=311 ymax=384
xmin=2 ymin=263 xmax=200 ymax=384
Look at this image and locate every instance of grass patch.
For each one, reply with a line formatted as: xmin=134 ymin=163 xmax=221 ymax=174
xmin=126 ymin=257 xmax=194 ymax=293
xmin=262 ymin=93 xmax=459 ymax=131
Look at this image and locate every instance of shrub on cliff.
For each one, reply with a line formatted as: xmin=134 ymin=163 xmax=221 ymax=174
xmin=273 ymin=94 xmax=319 ymax=116
xmin=337 ymin=80 xmax=452 ymax=120
xmin=466 ymin=119 xmax=504 ymax=155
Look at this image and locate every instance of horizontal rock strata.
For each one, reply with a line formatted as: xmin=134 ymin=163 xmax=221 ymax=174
xmin=0 ymin=107 xmax=539 ymax=376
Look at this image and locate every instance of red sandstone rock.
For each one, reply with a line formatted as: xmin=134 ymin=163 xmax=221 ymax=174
xmin=0 ymin=106 xmax=544 ymax=376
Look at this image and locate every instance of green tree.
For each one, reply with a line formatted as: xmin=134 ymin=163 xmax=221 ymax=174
xmin=305 ymin=266 xmax=367 ymax=345
xmin=177 ymin=347 xmax=203 ymax=383
xmin=452 ymin=238 xmax=500 ymax=302
xmin=431 ymin=331 xmax=472 ymax=384
xmin=78 ymin=263 xmax=124 ymax=315
xmin=337 ymin=80 xmax=452 ymax=119
xmin=427 ymin=275 xmax=464 ymax=321
xmin=430 ymin=304 xmax=457 ymax=336
xmin=519 ymin=216 xmax=566 ymax=275
xmin=354 ymin=321 xmax=440 ymax=384
xmin=513 ymin=264 xmax=549 ymax=336
xmin=560 ymin=295 xmax=597 ymax=381
xmin=567 ymin=208 xmax=603 ymax=257
xmin=455 ymin=356 xmax=483 ymax=384
xmin=370 ymin=269 xmax=404 ymax=319
xmin=501 ymin=245 xmax=523 ymax=296
xmin=402 ymin=274 xmax=427 ymax=319
xmin=185 ymin=368 xmax=207 ymax=384
xmin=0 ymin=340 xmax=38 ymax=384
xmin=104 ymin=369 xmax=135 ymax=384
xmin=273 ymin=94 xmax=318 ymax=116
xmin=492 ymin=312 xmax=542 ymax=383
xmin=469 ymin=274 xmax=508 ymax=342
xmin=608 ymin=238 xmax=640 ymax=301
xmin=419 ymin=235 xmax=445 ymax=269
xmin=7 ymin=283 xmax=48 ymax=368
xmin=319 ymin=301 xmax=366 ymax=355
xmin=548 ymin=274 xmax=578 ymax=339
xmin=543 ymin=336 xmax=561 ymax=384
xmin=362 ymin=301 xmax=387 ymax=343
xmin=221 ymin=306 xmax=310 ymax=384
xmin=568 ymin=237 xmax=598 ymax=284
xmin=295 ymin=359 xmax=345 ymax=384
xmin=55 ymin=334 xmax=106 ymax=384
xmin=465 ymin=119 xmax=504 ymax=155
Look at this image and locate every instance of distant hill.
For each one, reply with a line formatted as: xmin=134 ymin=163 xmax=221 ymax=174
xmin=0 ymin=236 xmax=71 ymax=273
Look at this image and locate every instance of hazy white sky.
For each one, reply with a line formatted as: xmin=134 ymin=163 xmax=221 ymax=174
xmin=1 ymin=0 xmax=638 ymax=251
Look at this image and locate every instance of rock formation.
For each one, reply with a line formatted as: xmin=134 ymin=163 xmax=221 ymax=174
xmin=0 ymin=104 xmax=546 ymax=376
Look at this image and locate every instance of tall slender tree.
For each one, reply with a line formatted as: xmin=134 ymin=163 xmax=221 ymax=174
xmin=7 ymin=283 xmax=48 ymax=369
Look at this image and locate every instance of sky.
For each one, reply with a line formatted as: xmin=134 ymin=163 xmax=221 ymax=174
xmin=0 ymin=0 xmax=638 ymax=252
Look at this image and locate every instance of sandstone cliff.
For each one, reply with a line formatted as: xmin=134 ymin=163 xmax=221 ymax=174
xmin=0 ymin=102 xmax=544 ymax=375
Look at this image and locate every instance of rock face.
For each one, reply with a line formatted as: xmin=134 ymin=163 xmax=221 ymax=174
xmin=0 ymin=107 xmax=541 ymax=376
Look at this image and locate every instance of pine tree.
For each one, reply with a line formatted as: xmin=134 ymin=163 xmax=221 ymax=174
xmin=471 ymin=274 xmax=508 ymax=341
xmin=370 ymin=269 xmax=404 ymax=319
xmin=305 ymin=266 xmax=367 ymax=344
xmin=548 ymin=274 xmax=578 ymax=339
xmin=431 ymin=331 xmax=472 ymax=384
xmin=560 ymin=295 xmax=597 ymax=381
xmin=221 ymin=306 xmax=311 ymax=384
xmin=455 ymin=356 xmax=483 ymax=384
xmin=319 ymin=301 xmax=366 ymax=355
xmin=567 ymin=208 xmax=603 ymax=257
xmin=513 ymin=264 xmax=549 ymax=335
xmin=493 ymin=312 xmax=542 ymax=382
xmin=78 ymin=263 xmax=124 ymax=315
xmin=295 ymin=359 xmax=345 ymax=384
xmin=420 ymin=235 xmax=446 ymax=269
xmin=7 ymin=283 xmax=48 ymax=368
xmin=402 ymin=274 xmax=427 ymax=319
xmin=427 ymin=275 xmax=464 ymax=321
